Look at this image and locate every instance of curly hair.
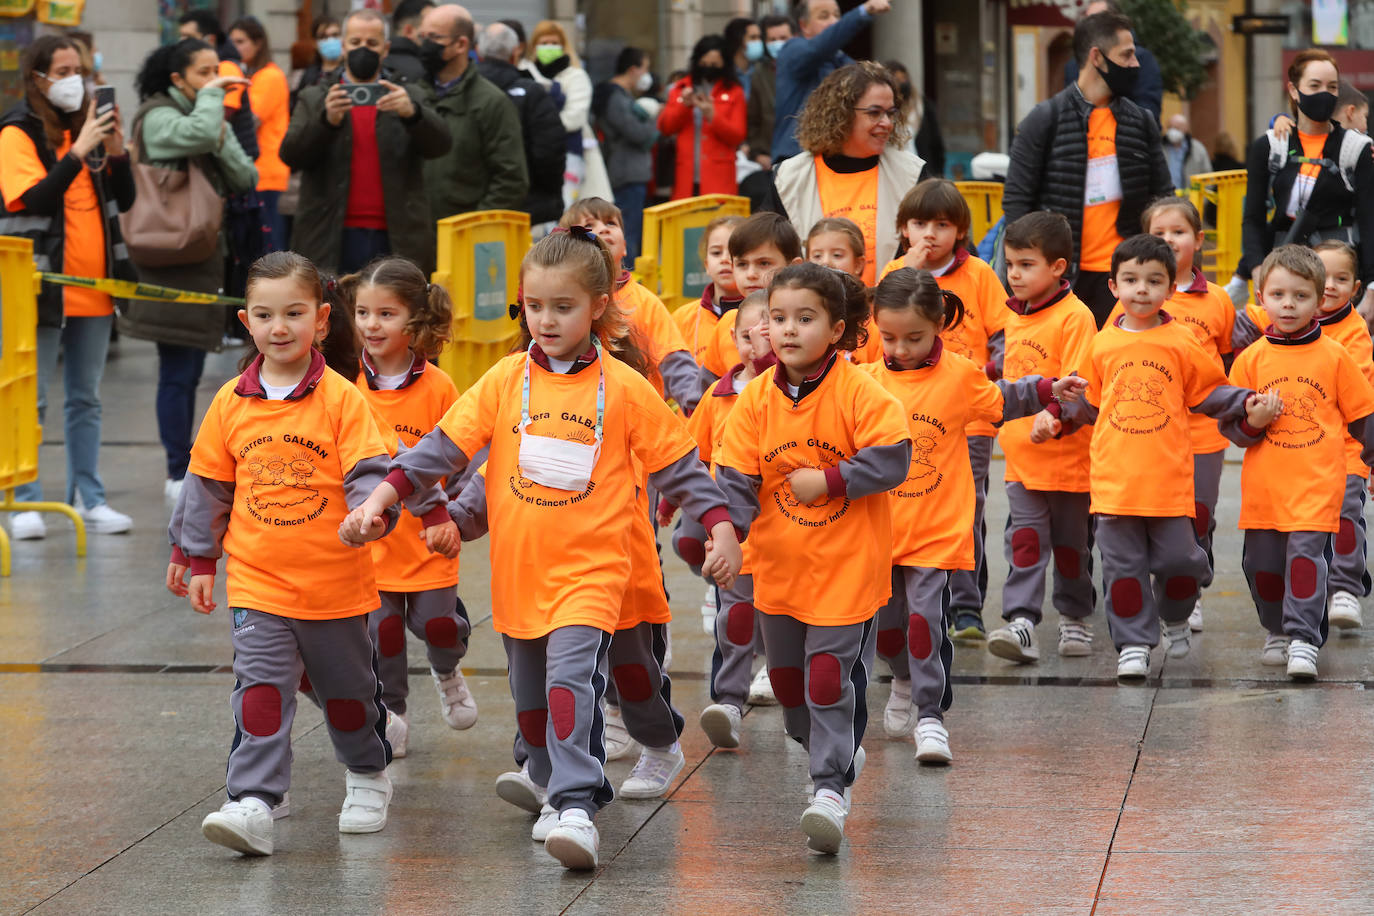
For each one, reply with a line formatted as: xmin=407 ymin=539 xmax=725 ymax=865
xmin=794 ymin=61 xmax=909 ymax=157
xmin=342 ymin=257 xmax=454 ymax=360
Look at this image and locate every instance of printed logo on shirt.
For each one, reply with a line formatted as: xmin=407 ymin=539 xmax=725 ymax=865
xmin=1261 ymin=377 xmax=1326 ymax=449
xmin=942 ymin=320 xmax=973 ymax=361
xmin=1179 ymin=315 xmax=1213 ymax=346
xmin=241 ymin=438 xmax=330 ymax=526
xmin=764 ymin=439 xmax=851 ymax=527
xmin=894 ymin=414 xmax=945 ymax=499
xmin=1007 ymin=339 xmax=1048 ymax=379
xmin=1106 ymin=365 xmax=1171 ymax=434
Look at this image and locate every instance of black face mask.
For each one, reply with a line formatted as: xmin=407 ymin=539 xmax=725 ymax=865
xmin=347 ymin=46 xmax=381 ymax=82
xmin=1095 ymin=54 xmax=1138 ymax=99
xmin=696 ymin=65 xmax=725 ymax=85
xmin=1297 ymin=89 xmax=1338 ymax=123
xmin=419 ymin=39 xmax=448 ymax=77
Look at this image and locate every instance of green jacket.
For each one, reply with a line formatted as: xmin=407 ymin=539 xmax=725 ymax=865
xmin=281 ymin=74 xmax=451 ymax=275
xmin=421 ymin=64 xmax=529 ymax=221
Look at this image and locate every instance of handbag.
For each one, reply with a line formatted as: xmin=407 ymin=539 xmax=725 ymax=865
xmin=118 ymin=113 xmax=223 ymax=268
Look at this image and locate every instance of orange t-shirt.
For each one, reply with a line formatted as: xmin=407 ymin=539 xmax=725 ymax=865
xmin=188 ymin=368 xmax=391 ymax=619
xmin=219 ymin=60 xmax=247 ymax=111
xmin=618 ymin=279 xmax=691 ymax=399
xmin=862 ymin=352 xmax=1004 ymax=570
xmin=248 ymin=62 xmax=290 ymax=192
xmin=846 ymin=319 xmax=885 ymax=364
xmin=1000 ymin=290 xmax=1096 ymax=493
xmin=673 ymin=299 xmax=724 ymax=369
xmin=356 ymin=363 xmax=461 ymax=591
xmin=438 ymin=351 xmax=699 ymax=639
xmin=1082 ymin=317 xmax=1228 ymax=516
xmin=718 ymin=357 xmax=910 ymax=625
xmin=1079 ymin=107 xmax=1123 ymax=272
xmin=815 ymin=155 xmax=880 ymax=286
xmin=1287 ymin=131 xmax=1329 ymax=218
xmin=704 ymin=309 xmax=741 ymax=380
xmin=619 ymin=484 xmax=673 ymax=629
xmin=1229 ymin=331 xmax=1374 ymax=531
xmin=1317 ymin=304 xmax=1374 ymax=479
xmin=0 ymin=126 xmax=112 ymax=317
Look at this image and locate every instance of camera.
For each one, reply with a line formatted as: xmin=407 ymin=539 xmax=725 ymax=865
xmin=344 ymin=83 xmax=387 ymax=106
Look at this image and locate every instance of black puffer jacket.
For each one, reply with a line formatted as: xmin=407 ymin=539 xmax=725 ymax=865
xmin=1003 ymin=84 xmax=1171 ymax=270
xmin=477 ymin=58 xmax=565 ymax=225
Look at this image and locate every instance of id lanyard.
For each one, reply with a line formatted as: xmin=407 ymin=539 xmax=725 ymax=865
xmin=520 ymin=339 xmax=606 ymax=441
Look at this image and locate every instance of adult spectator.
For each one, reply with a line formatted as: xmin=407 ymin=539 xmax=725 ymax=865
xmin=294 ymin=15 xmax=344 ymax=106
xmin=1211 ymin=131 xmax=1244 ymax=172
xmin=1064 ymin=0 xmax=1162 ymax=122
xmin=386 ymin=0 xmax=433 ymax=84
xmin=886 ymin=60 xmax=944 ymax=179
xmin=500 ymin=18 xmax=529 ymax=61
xmin=724 ymin=17 xmax=762 ymax=98
xmin=119 ymin=39 xmax=257 ymax=506
xmin=597 ymin=46 xmax=658 ymax=263
xmin=658 ymin=36 xmax=747 ymax=200
xmin=1003 ymin=10 xmax=1170 ymax=327
xmin=0 ymin=35 xmax=136 ymax=537
xmin=281 ymin=8 xmax=451 ymax=275
xmin=421 ymin=5 xmax=528 ymax=223
xmin=228 ymin=17 xmax=290 ymax=250
xmin=177 ymin=10 xmax=258 ymax=160
xmin=1163 ymin=112 xmax=1211 ymax=191
xmin=764 ymin=61 xmax=922 ymax=285
xmin=476 ymin=20 xmax=563 ymax=228
xmin=525 ymin=20 xmax=613 ymax=204
xmin=771 ymin=0 xmax=891 ymax=163
xmin=745 ymin=14 xmax=794 ymax=169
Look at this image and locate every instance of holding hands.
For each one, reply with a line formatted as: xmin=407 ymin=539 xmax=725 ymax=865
xmin=702 ymin=521 xmax=743 ymax=590
xmin=1245 ymin=390 xmax=1284 ymax=429
xmin=1052 ymin=375 xmax=1088 ymax=403
xmin=1029 ymin=409 xmax=1061 ymax=444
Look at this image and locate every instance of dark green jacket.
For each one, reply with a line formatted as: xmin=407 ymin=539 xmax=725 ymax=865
xmin=421 ymin=64 xmax=528 ymax=221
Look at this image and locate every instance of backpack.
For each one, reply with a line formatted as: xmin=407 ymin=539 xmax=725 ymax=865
xmin=1266 ymin=127 xmax=1369 ymax=195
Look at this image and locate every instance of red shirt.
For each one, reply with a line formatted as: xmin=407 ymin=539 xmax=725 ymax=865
xmin=345 ymin=105 xmax=386 ymax=230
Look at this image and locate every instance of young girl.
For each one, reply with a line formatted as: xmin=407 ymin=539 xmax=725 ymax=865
xmin=864 ymin=268 xmax=1085 ymax=763
xmin=166 ymin=251 xmax=399 ymax=857
xmin=348 ymin=258 xmax=477 ymax=758
xmin=673 ymin=214 xmax=745 ymax=372
xmin=340 ymin=228 xmax=742 ymax=871
xmin=807 ymin=217 xmax=883 ymax=363
xmin=881 ymin=179 xmax=1009 ymax=640
xmin=716 ymin=262 xmax=912 ymax=855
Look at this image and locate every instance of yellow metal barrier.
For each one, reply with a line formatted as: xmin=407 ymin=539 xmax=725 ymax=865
xmin=1188 ymin=169 xmax=1247 ymax=286
xmin=635 ymin=195 xmax=750 ymax=311
xmin=0 ymin=236 xmax=86 ymax=576
xmin=431 ymin=210 xmax=531 ymax=393
xmin=955 ymin=181 xmax=1005 ymax=248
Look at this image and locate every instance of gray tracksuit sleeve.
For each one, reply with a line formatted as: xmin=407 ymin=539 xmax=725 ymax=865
xmin=716 ymin=465 xmax=762 ymax=536
xmin=647 ymin=449 xmax=730 ymax=528
xmin=839 ymin=441 xmax=913 ymax=499
xmin=391 ymin=428 xmax=471 ymax=517
xmin=447 ymin=471 xmax=490 ymax=542
xmin=1349 ymin=415 xmax=1374 ymax=466
xmin=169 ymin=474 xmax=234 ymax=559
xmin=346 ymin=455 xmax=401 ymax=536
xmin=699 ymin=365 xmax=721 ymax=393
xmin=986 ymin=330 xmax=1005 ymax=375
xmin=1220 ymin=413 xmax=1266 ymax=447
xmin=1232 ymin=309 xmax=1263 ymax=350
xmin=995 ymin=375 xmax=1054 ymax=424
xmin=661 ymin=350 xmax=704 ymax=414
xmin=1190 ymin=384 xmax=1254 ymax=421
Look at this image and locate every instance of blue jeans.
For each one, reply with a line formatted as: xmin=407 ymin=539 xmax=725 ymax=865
xmin=340 ymin=227 xmax=391 ymax=275
xmin=259 ymin=190 xmax=285 ymax=253
xmin=614 ymin=183 xmax=647 ymax=269
xmin=156 ymin=342 xmax=207 ymax=480
xmin=14 ymin=314 xmax=113 ymax=507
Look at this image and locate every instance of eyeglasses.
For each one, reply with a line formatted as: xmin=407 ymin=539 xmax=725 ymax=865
xmin=853 ymin=106 xmax=900 ymax=122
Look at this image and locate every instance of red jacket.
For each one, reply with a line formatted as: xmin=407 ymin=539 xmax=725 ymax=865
xmin=657 ymin=77 xmax=747 ymax=200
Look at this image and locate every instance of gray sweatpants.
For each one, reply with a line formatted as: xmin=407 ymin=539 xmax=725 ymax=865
xmin=1096 ymin=515 xmax=1209 ymax=649
xmin=1002 ymin=483 xmax=1094 ymax=624
xmin=1243 ymin=529 xmax=1333 ymax=646
xmin=228 ymin=609 xmax=389 ymax=807
xmin=368 ymin=589 xmax=471 ymax=716
xmin=608 ymin=621 xmax=683 ymax=749
xmin=948 ymin=435 xmax=993 ymax=611
xmin=757 ymin=612 xmax=876 ymax=797
xmin=709 ymin=574 xmax=759 ymax=710
xmin=874 ymin=566 xmax=954 ymax=721
xmin=1192 ymin=450 xmax=1225 ymax=590
xmin=504 ymin=625 xmax=615 ymax=815
xmin=1329 ymin=476 xmax=1371 ymax=598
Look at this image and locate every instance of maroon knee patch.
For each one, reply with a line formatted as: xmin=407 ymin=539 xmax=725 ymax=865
xmin=517 ymin=708 xmax=548 ymax=748
xmin=1255 ymin=571 xmax=1285 ymax=603
xmin=875 ymin=627 xmax=905 ymax=659
xmin=726 ymin=602 xmax=754 ymax=646
xmin=298 ymin=672 xmax=312 ymax=695
xmin=612 ymin=663 xmax=654 ymax=703
xmin=1336 ymin=518 xmax=1358 ymax=555
xmin=377 ymin=614 xmax=405 ymax=658
xmin=548 ymin=686 xmax=576 ymax=741
xmin=1053 ymin=545 xmax=1080 ymax=579
xmin=769 ymin=666 xmax=805 ymax=707
xmin=425 ymin=617 xmax=460 ymax=649
xmin=678 ymin=537 xmax=705 ymax=567
xmin=241 ymin=685 xmax=281 ymax=737
xmin=1011 ymin=528 xmax=1040 ymax=568
xmin=808 ymin=654 xmax=842 ymax=706
xmin=908 ymin=616 xmax=933 ymax=660
xmin=1291 ymin=557 xmax=1319 ymax=600
xmin=326 ymin=698 xmax=366 ymax=732
xmin=1164 ymin=576 xmax=1198 ymax=601
xmin=1109 ymin=578 xmax=1143 ymax=617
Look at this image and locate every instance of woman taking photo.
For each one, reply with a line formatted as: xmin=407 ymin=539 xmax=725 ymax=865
xmin=0 ymin=35 xmax=137 ymax=539
xmin=657 ymin=35 xmax=748 ymax=200
xmin=229 ymin=16 xmax=290 ymax=251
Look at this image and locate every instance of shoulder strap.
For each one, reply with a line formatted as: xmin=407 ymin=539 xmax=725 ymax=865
xmin=1336 ymin=128 xmax=1370 ymax=193
xmin=1266 ymin=130 xmax=1289 ymax=177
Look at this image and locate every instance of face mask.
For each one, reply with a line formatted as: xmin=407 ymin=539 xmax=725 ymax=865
xmin=635 ymin=70 xmax=653 ymax=93
xmin=744 ymin=40 xmax=764 ymax=62
xmin=347 ymin=46 xmax=381 ymax=82
xmin=1165 ymin=127 xmax=1185 ymax=146
xmin=317 ymin=37 xmax=342 ymax=61
xmin=39 ymin=73 xmax=85 ymax=113
xmin=766 ymin=39 xmax=788 ymax=58
xmin=92 ymin=51 xmax=103 ymax=72
xmin=518 ymin=343 xmax=603 ymax=492
xmin=697 ymin=65 xmax=725 ymax=85
xmin=419 ymin=39 xmax=448 ymax=76
xmin=1094 ymin=53 xmax=1138 ymax=99
xmin=535 ymin=44 xmax=565 ymax=66
xmin=1297 ymin=89 xmax=1338 ymax=123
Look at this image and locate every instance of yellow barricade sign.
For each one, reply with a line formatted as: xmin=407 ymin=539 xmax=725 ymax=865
xmin=635 ymin=195 xmax=750 ymax=311
xmin=954 ymin=181 xmax=1005 ymax=249
xmin=40 ymin=272 xmax=245 ymax=306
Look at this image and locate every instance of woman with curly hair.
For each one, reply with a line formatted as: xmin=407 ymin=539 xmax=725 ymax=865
xmin=763 ymin=61 xmax=922 ymax=285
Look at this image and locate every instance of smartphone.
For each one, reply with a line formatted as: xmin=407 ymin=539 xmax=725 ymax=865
xmin=94 ymin=86 xmax=116 ymax=118
xmin=344 ymin=83 xmax=387 ymax=106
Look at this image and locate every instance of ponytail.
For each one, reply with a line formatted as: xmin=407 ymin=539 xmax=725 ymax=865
xmin=874 ymin=267 xmax=965 ymax=331
xmin=136 ymin=38 xmax=212 ymax=101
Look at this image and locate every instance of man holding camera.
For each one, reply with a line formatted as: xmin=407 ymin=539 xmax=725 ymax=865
xmin=281 ymin=8 xmax=450 ymax=274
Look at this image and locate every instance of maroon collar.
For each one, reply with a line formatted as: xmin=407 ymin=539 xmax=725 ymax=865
xmin=1318 ymin=301 xmax=1355 ymax=327
xmin=1264 ymin=320 xmax=1322 ymax=346
xmin=772 ymin=348 xmax=839 ymax=400
xmin=713 ymin=364 xmax=746 ymax=397
xmin=700 ymin=281 xmax=744 ymax=319
xmin=615 ymin=269 xmax=634 ymax=292
xmin=235 ymin=349 xmax=327 ymax=400
xmin=882 ymin=336 xmax=943 ymax=372
xmin=937 ymin=246 xmax=971 ymax=277
xmin=1007 ymin=280 xmax=1071 ymax=316
xmin=529 ymin=341 xmax=599 ymax=374
xmin=360 ymin=350 xmax=426 ymax=390
xmin=1178 ymin=266 xmax=1208 ymax=295
xmin=1111 ymin=309 xmax=1176 ymax=330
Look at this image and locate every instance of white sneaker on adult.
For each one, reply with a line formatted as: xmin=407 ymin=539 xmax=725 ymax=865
xmin=9 ymin=511 xmax=45 ymax=540
xmin=620 ymin=743 xmax=686 ymax=799
xmin=800 ymin=789 xmax=847 ymax=854
xmin=1057 ymin=619 xmax=1093 ymax=657
xmin=914 ymin=716 xmax=952 ymax=765
xmin=603 ymin=705 xmax=640 ymax=761
xmin=80 ymin=502 xmax=132 ymax=534
xmin=700 ymin=583 xmax=718 ymax=635
xmin=988 ymin=617 xmax=1039 ymax=663
xmin=201 ymin=798 xmax=273 ymax=855
xmin=1162 ymin=620 xmax=1192 ymax=659
xmin=338 ymin=770 xmax=392 ymax=833
xmin=699 ymin=703 xmax=742 ymax=748
xmin=1260 ymin=633 xmax=1290 ymax=667
xmin=385 ymin=710 xmax=408 ymax=758
xmin=164 ymin=477 xmax=184 ymax=507
xmin=882 ymin=679 xmax=914 ymax=739
xmin=531 ymin=804 xmax=559 ymax=842
xmin=544 ymin=808 xmax=599 ymax=870
xmin=495 ymin=763 xmax=547 ymax=813
xmin=1329 ymin=591 xmax=1363 ymax=631
xmin=432 ymin=666 xmax=478 ymax=729
xmin=1188 ymin=599 xmax=1205 ymax=632
xmin=747 ymin=666 xmax=777 ymax=705
xmin=1116 ymin=645 xmax=1150 ymax=680
xmin=1287 ymin=639 xmax=1319 ymax=680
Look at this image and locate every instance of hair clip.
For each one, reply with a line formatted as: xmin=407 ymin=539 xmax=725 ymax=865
xmin=508 ymin=302 xmax=521 ymax=320
xmin=555 ymin=225 xmax=599 ymax=244
xmin=325 ymin=277 xmax=337 ymax=293
xmin=425 ymin=282 xmax=433 ymax=295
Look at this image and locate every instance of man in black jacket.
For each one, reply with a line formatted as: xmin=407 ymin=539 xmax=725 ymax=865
xmin=385 ymin=0 xmax=433 ymax=84
xmin=1003 ymin=10 xmax=1171 ymax=327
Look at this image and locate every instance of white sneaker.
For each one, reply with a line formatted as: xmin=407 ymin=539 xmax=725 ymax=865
xmin=531 ymin=803 xmax=559 ymax=842
xmin=80 ymin=501 xmax=132 ymax=534
xmin=338 ymin=770 xmax=392 ymax=833
xmin=1287 ymin=639 xmax=1319 ymax=680
xmin=748 ymin=667 xmax=777 ymax=705
xmin=432 ymin=666 xmax=478 ymax=729
xmin=201 ymin=798 xmax=273 ymax=855
xmin=164 ymin=477 xmax=184 ymax=506
xmin=1189 ymin=599 xmax=1205 ymax=632
xmin=544 ymin=808 xmax=599 ymax=870
xmin=495 ymin=763 xmax=546 ymax=813
xmin=1329 ymin=591 xmax=1363 ymax=630
xmin=603 ymin=705 xmax=640 ymax=761
xmin=1057 ymin=619 xmax=1093 ymax=657
xmin=10 ymin=511 xmax=46 ymax=540
xmin=1261 ymin=633 xmax=1291 ymax=666
xmin=1162 ymin=620 xmax=1192 ymax=659
xmin=385 ymin=710 xmax=408 ymax=759
xmin=800 ymin=789 xmax=847 ymax=854
xmin=620 ymin=743 xmax=686 ymax=799
xmin=701 ymin=584 xmax=717 ymax=635
xmin=882 ymin=679 xmax=914 ymax=739
xmin=1117 ymin=645 xmax=1150 ymax=680
xmin=699 ymin=703 xmax=742 ymax=748
xmin=988 ymin=617 xmax=1039 ymax=663
xmin=914 ymin=716 xmax=953 ymax=764
xmin=271 ymin=792 xmax=291 ymax=820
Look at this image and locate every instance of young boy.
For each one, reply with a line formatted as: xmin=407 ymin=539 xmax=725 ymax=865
xmin=674 ymin=215 xmax=745 ymax=372
xmin=985 ymin=212 xmax=1099 ymax=664
xmin=1226 ymin=244 xmax=1374 ymax=680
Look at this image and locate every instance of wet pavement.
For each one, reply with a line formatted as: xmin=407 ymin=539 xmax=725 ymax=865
xmin=4 ymin=337 xmax=1373 ymax=914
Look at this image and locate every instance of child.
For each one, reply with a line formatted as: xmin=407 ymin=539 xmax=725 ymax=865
xmin=879 ymin=179 xmax=1009 ymax=638
xmin=348 ymin=258 xmax=477 ymax=758
xmin=673 ymin=214 xmax=745 ymax=368
xmin=807 ymin=217 xmax=883 ymax=363
xmin=1069 ymin=235 xmax=1254 ymax=680
xmin=985 ymin=213 xmax=1098 ymax=664
xmin=167 ymin=251 xmax=400 ymax=856
xmin=340 ymin=228 xmax=743 ymax=870
xmin=866 ymin=267 xmax=1086 ymax=763
xmin=716 ymin=262 xmax=912 ymax=855
xmin=1226 ymin=245 xmax=1374 ymax=679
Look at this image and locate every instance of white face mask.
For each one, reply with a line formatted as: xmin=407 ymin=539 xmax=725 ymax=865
xmin=517 ymin=343 xmax=604 ymax=493
xmin=635 ymin=70 xmax=653 ymax=93
xmin=1165 ymin=127 xmax=1185 ymax=146
xmin=39 ymin=73 xmax=85 ymax=113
